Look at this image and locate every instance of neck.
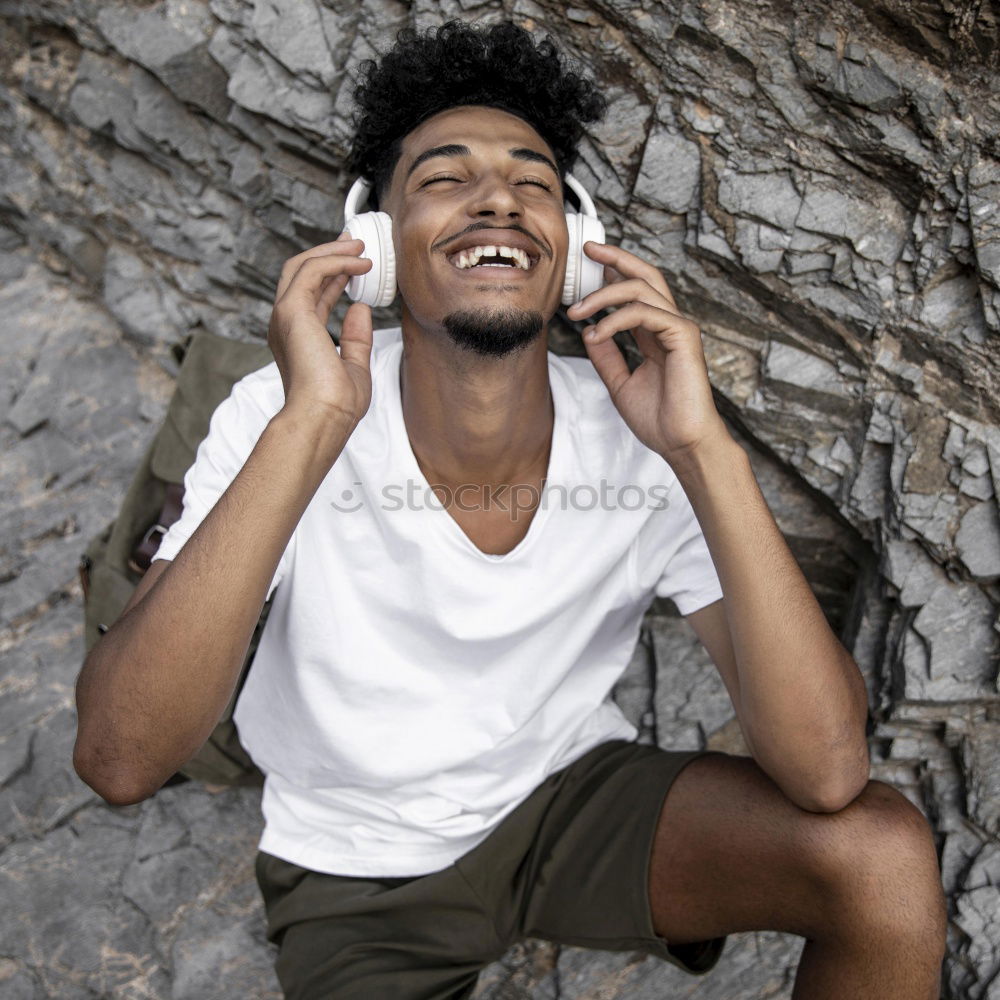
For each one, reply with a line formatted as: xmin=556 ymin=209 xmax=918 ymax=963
xmin=398 ymin=321 xmax=554 ymax=488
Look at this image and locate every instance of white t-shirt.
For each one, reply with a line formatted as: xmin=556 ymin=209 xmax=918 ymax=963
xmin=155 ymin=328 xmax=723 ymax=876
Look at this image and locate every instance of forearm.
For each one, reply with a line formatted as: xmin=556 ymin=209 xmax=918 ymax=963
xmin=668 ymin=431 xmax=870 ymax=811
xmin=74 ymin=407 xmax=351 ymax=803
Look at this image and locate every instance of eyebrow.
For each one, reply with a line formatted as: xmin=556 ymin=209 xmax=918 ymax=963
xmin=405 ymin=144 xmax=560 ymax=181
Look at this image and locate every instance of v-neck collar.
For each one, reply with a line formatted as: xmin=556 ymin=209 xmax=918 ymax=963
xmin=386 ymin=340 xmax=568 ymax=563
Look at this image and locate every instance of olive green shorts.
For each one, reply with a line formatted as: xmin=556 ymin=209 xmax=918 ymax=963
xmin=255 ymin=739 xmax=727 ymax=999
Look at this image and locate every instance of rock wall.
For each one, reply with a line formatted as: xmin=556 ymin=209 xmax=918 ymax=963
xmin=1 ymin=1 xmax=997 ymax=997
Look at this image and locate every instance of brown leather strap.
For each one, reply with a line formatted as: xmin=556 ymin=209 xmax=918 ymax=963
xmin=79 ymin=555 xmax=93 ymax=601
xmin=128 ymin=482 xmax=186 ymax=576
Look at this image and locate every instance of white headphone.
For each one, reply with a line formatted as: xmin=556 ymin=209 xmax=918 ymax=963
xmin=342 ymin=173 xmax=606 ymax=308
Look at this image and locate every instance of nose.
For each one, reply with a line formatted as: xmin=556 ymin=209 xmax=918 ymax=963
xmin=467 ymin=173 xmax=523 ymax=219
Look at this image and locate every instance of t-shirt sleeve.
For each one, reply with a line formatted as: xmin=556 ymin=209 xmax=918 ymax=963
xmin=653 ymin=481 xmax=724 ymax=616
xmin=153 ymin=370 xmax=290 ymax=601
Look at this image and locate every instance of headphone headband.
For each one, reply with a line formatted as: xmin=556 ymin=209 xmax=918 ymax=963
xmin=563 ymin=174 xmax=598 ymax=217
xmin=345 ymin=177 xmax=373 ymax=221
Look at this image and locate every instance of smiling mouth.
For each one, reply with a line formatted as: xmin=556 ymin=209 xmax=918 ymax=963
xmin=446 ymin=244 xmax=539 ymax=272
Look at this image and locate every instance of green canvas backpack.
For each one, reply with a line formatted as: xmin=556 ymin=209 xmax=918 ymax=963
xmin=80 ymin=329 xmax=275 ymax=789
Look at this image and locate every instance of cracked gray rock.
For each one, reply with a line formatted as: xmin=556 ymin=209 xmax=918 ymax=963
xmin=2 ymin=0 xmax=999 ymax=997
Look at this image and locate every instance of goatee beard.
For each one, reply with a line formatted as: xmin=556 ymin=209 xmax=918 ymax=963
xmin=442 ymin=306 xmax=544 ymax=359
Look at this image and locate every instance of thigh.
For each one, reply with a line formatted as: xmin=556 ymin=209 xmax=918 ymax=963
xmin=255 ymin=851 xmax=503 ymax=1000
xmin=647 ymin=752 xmax=859 ymax=945
xmin=457 ymin=739 xmax=729 ymax=976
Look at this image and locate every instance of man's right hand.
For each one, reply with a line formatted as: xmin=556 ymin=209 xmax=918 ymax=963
xmin=268 ymin=234 xmax=375 ymax=430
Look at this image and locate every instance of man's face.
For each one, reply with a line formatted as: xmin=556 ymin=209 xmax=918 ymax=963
xmin=382 ymin=105 xmax=569 ymax=358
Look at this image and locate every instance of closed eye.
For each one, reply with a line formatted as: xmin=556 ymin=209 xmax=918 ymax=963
xmin=421 ymin=176 xmax=553 ymax=190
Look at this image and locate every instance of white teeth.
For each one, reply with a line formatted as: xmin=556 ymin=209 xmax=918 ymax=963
xmin=451 ymin=244 xmax=534 ymax=270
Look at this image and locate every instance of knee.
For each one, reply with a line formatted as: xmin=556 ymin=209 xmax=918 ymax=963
xmin=809 ymin=780 xmax=947 ymax=948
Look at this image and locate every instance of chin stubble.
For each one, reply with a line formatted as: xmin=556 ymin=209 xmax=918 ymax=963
xmin=441 ymin=306 xmax=545 ymax=359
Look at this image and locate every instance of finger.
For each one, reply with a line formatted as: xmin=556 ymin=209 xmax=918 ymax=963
xmin=276 ymin=238 xmax=365 ymax=300
xmin=281 ymin=253 xmax=372 ymax=310
xmin=279 ymin=232 xmax=360 ymax=280
xmin=282 ymin=241 xmax=365 ymax=298
xmin=308 ymin=258 xmax=373 ymax=328
xmin=583 ymin=328 xmax=631 ymax=399
xmin=567 ymin=278 xmax=673 ymax=322
xmin=583 ymin=241 xmax=678 ymax=310
xmin=278 ymin=240 xmax=362 ymax=300
xmin=585 ymin=301 xmax=698 ymax=348
xmin=632 ymin=327 xmax=667 ymax=365
xmin=316 ymin=272 xmax=351 ymax=320
xmin=338 ymin=302 xmax=373 ymax=371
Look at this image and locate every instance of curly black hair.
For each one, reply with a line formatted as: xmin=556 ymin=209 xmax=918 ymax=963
xmin=346 ymin=20 xmax=607 ymax=210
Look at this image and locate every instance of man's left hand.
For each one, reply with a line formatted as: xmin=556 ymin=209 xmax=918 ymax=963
xmin=567 ymin=241 xmax=730 ymax=466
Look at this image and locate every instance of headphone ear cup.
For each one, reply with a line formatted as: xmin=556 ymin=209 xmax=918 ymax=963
xmin=561 ymin=212 xmax=607 ymax=305
xmin=345 ymin=211 xmax=396 ymax=308
xmin=575 ymin=214 xmax=607 ymax=303
xmin=561 ymin=211 xmax=583 ymax=306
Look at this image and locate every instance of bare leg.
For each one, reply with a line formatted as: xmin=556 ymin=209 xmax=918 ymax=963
xmin=648 ymin=753 xmax=947 ymax=999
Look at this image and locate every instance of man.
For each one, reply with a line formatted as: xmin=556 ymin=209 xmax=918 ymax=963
xmin=75 ymin=20 xmax=947 ymax=1000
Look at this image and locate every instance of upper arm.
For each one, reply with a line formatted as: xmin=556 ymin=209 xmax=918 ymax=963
xmin=151 ymin=374 xmax=290 ymax=602
xmin=684 ymin=598 xmax=756 ymax=756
